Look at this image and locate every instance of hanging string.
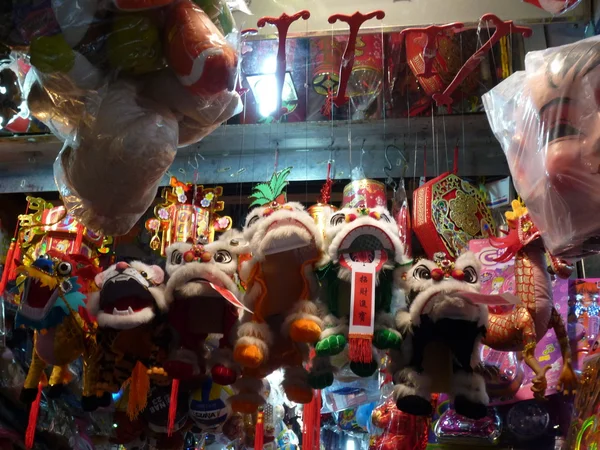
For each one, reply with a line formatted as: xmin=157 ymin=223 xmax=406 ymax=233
xmin=453 ymin=140 xmax=459 ymax=174
xmin=274 ymin=141 xmax=279 ymax=173
xmin=442 ymin=114 xmax=449 ymax=173
xmin=423 ymin=141 xmax=427 ymax=179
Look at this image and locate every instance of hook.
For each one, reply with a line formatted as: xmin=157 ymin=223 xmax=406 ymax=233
xmin=188 ymin=153 xmax=200 ymax=170
xmin=384 ymin=143 xmax=409 ymax=191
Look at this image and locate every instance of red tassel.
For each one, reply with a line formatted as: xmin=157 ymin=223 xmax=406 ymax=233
xmin=0 ymin=241 xmax=16 ymax=297
xmin=254 ymin=408 xmax=264 ymax=450
xmin=302 ymin=390 xmax=322 ymax=450
xmin=167 ymin=379 xmax=179 ymax=436
xmin=25 ymin=382 xmax=43 ymax=449
xmin=348 ymin=336 xmax=372 ymax=364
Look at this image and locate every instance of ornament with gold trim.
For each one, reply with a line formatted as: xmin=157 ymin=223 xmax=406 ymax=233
xmin=145 ymin=177 xmax=232 ymax=255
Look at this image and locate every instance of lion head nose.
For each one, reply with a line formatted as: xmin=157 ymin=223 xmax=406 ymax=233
xmin=116 ymin=261 xmax=130 ymax=272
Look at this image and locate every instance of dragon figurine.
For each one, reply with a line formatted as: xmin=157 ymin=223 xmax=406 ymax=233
xmin=485 ymin=200 xmax=578 ymax=399
xmin=16 ymin=251 xmax=106 ymax=410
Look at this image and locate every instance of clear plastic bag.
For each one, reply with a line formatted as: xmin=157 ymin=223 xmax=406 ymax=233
xmin=17 ymin=0 xmax=241 ymax=235
xmin=54 ymin=80 xmax=178 ymax=236
xmin=523 ymin=0 xmax=582 ymax=15
xmin=483 ymin=35 xmax=600 ymax=259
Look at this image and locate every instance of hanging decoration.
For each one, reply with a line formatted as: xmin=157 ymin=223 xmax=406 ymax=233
xmin=327 ymin=10 xmax=385 ymax=108
xmin=432 ymin=14 xmax=532 ymax=112
xmin=232 ymin=167 xmax=324 ymax=411
xmin=311 ymin=179 xmax=409 ymax=384
xmin=145 ymin=177 xmax=232 ymax=256
xmin=256 ymin=10 xmax=310 ymax=120
xmin=412 ymin=167 xmax=496 ymax=260
xmin=483 ymin=200 xmax=578 ymax=399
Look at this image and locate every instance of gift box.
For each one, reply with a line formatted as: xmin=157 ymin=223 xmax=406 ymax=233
xmin=413 ymin=173 xmax=495 ymax=259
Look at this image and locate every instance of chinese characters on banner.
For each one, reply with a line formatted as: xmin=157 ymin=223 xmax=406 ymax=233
xmin=350 ymin=266 xmax=376 ymax=334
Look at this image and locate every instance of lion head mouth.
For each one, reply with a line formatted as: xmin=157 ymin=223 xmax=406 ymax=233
xmin=338 ymin=225 xmax=396 ymax=263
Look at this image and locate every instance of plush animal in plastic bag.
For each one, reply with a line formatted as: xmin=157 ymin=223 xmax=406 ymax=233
xmin=87 ymin=260 xmax=169 ymax=418
xmin=55 ymin=80 xmax=178 ymax=236
xmin=392 ymin=252 xmax=489 ymax=420
xmin=483 ymin=36 xmax=600 ymax=258
xmin=16 ymin=253 xmax=102 ymax=404
xmin=313 ymin=190 xmax=409 ymax=382
xmin=143 ymin=69 xmax=242 ymax=146
xmin=164 ymin=0 xmax=238 ymax=96
xmin=163 ymin=231 xmax=247 ymax=384
xmin=232 ymin=168 xmax=324 ymax=411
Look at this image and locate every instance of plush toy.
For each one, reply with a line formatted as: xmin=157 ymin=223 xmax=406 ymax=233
xmin=17 ymin=253 xmax=101 ymax=402
xmin=164 ymin=0 xmax=238 ymax=96
xmin=392 ymin=251 xmax=489 ymax=420
xmin=15 ymin=252 xmax=103 ymax=447
xmin=232 ymin=167 xmax=324 ymax=411
xmin=143 ymin=69 xmax=242 ymax=146
xmin=87 ymin=260 xmax=169 ymax=418
xmin=313 ymin=179 xmax=409 ymax=381
xmin=163 ymin=230 xmax=247 ymax=384
xmin=55 ymin=79 xmax=178 ymax=236
xmin=483 ymin=200 xmax=578 ymax=399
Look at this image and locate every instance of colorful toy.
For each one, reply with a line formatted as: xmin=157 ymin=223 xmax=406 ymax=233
xmin=15 ymin=252 xmax=103 ymax=447
xmin=313 ymin=179 xmax=409 ymax=381
xmin=483 ymin=200 xmax=578 ymax=399
xmin=163 ymin=230 xmax=247 ymax=384
xmin=232 ymin=167 xmax=324 ymax=411
xmin=87 ymin=261 xmax=169 ymax=418
xmin=392 ymin=252 xmax=490 ymax=420
xmin=164 ymin=0 xmax=238 ymax=96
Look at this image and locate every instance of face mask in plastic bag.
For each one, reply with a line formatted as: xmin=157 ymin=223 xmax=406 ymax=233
xmin=483 ymin=35 xmax=600 ymax=259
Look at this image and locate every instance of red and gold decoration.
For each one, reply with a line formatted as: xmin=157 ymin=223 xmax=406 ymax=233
xmin=327 ymin=11 xmax=385 ymax=108
xmin=18 ymin=197 xmax=111 ymax=262
xmin=484 ymin=200 xmax=578 ymax=399
xmin=342 ymin=179 xmax=387 ymax=209
xmin=145 ymin=177 xmax=232 ymax=254
xmin=413 ymin=172 xmax=495 ymax=260
xmin=432 ymin=15 xmax=531 ymax=112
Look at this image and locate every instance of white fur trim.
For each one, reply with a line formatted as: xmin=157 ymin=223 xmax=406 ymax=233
xmin=408 ymin=278 xmax=484 ymax=326
xmin=318 ymin=315 xmax=349 ymax=340
xmin=243 ymin=204 xmax=323 ymax=261
xmin=149 ymin=285 xmax=167 ymax=312
xmin=164 ymin=259 xmax=240 ymax=307
xmin=393 ymin=367 xmax=431 ymax=401
xmin=96 ymin=307 xmax=155 ymax=330
xmin=394 ymin=309 xmax=412 ymax=335
xmin=237 ymin=322 xmax=272 ymax=344
xmin=451 ymin=371 xmax=489 ymax=405
xmin=281 ymin=300 xmax=324 ymax=338
xmin=325 ymin=206 xmax=408 ymax=266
